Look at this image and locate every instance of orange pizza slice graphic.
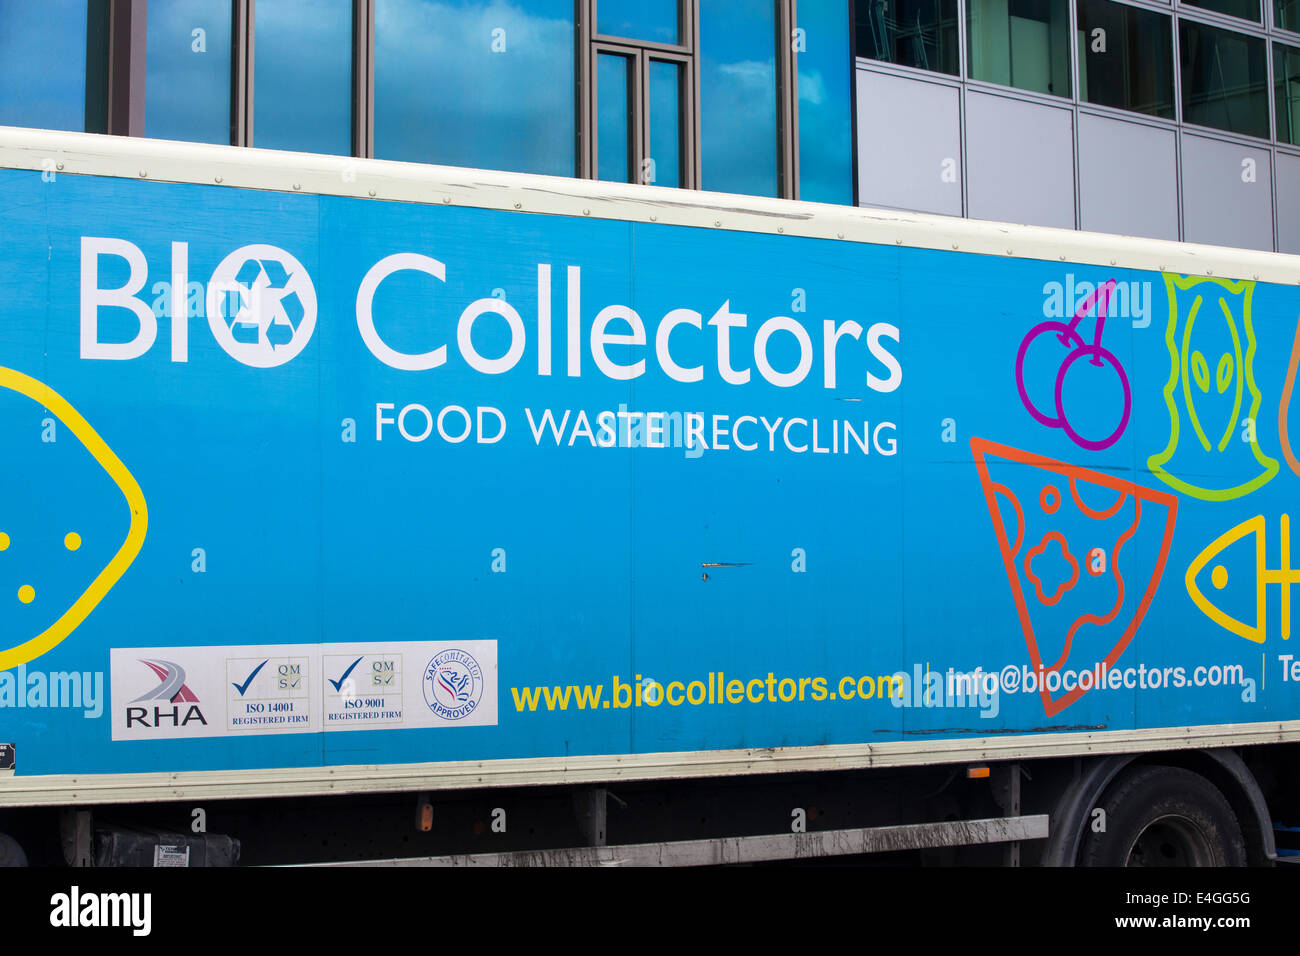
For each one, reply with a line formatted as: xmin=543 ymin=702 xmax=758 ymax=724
xmin=0 ymin=367 xmax=147 ymax=670
xmin=972 ymin=438 xmax=1177 ymax=716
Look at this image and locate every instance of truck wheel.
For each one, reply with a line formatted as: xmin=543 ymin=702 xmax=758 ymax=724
xmin=1078 ymin=766 xmax=1246 ymax=866
xmin=0 ymin=832 xmax=27 ymax=867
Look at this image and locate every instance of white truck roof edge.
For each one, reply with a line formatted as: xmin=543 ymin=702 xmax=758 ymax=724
xmin=2 ymin=125 xmax=1297 ymax=286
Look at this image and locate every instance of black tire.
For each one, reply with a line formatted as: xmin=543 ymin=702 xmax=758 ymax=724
xmin=0 ymin=832 xmax=27 ymax=867
xmin=1078 ymin=765 xmax=1247 ymax=867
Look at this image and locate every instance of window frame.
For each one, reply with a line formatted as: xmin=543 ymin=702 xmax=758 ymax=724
xmin=1074 ymin=0 xmax=1178 ymax=119
xmin=580 ymin=0 xmax=811 ymax=197
xmin=580 ymin=0 xmax=701 ymax=188
xmin=1178 ymin=14 xmax=1272 ymax=139
xmin=86 ymin=0 xmax=840 ymax=198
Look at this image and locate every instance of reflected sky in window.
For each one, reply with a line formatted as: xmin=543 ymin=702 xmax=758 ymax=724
xmin=700 ymin=0 xmax=778 ymax=197
xmin=376 ymin=0 xmax=574 ymax=176
xmin=597 ymin=53 xmax=631 ymax=182
xmin=596 ymin=0 xmax=679 ymax=44
xmin=649 ymin=60 xmax=681 ymax=186
xmin=798 ymin=0 xmax=853 ymax=205
xmin=254 ymin=0 xmax=353 ymax=155
xmin=146 ymin=0 xmax=232 ymax=144
xmin=0 ymin=0 xmax=94 ymax=132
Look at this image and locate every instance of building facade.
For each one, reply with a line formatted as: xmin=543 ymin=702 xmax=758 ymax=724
xmin=2 ymin=0 xmax=1298 ymax=251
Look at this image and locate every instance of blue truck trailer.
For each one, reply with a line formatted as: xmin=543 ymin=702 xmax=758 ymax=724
xmin=0 ymin=127 xmax=1298 ymax=866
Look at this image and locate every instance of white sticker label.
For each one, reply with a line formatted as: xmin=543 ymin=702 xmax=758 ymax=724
xmin=110 ymin=641 xmax=498 ymax=740
xmin=154 ymin=845 xmax=190 ymax=868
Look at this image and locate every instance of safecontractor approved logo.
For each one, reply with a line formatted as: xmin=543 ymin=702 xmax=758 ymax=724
xmin=422 ymin=649 xmax=484 ymax=720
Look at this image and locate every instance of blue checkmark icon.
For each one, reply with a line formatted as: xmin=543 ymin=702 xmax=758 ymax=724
xmin=329 ymin=657 xmax=363 ymax=692
xmin=232 ymin=660 xmax=268 ymax=697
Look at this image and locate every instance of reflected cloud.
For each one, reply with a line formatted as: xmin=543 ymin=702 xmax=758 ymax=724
xmin=798 ymin=72 xmax=826 ymax=106
xmin=375 ymin=0 xmax=574 ymax=176
xmin=700 ymin=0 xmax=779 ymax=198
xmin=797 ymin=0 xmax=853 ymax=205
xmin=702 ymin=53 xmax=778 ymax=197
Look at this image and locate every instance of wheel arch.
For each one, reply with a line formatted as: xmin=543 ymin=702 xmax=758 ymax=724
xmin=1142 ymin=749 xmax=1276 ymax=867
xmin=1039 ymin=748 xmax=1275 ymax=867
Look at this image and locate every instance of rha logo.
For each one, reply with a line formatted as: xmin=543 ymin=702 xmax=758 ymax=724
xmin=125 ymin=659 xmax=207 ymax=728
xmin=50 ymin=886 xmax=151 ymax=936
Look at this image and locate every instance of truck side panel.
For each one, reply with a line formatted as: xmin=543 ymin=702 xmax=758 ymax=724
xmin=1 ymin=167 xmax=1298 ymax=786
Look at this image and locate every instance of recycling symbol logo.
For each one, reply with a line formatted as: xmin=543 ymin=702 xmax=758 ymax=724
xmin=205 ymin=244 xmax=318 ymax=368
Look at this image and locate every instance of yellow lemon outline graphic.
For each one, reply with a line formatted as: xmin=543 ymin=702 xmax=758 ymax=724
xmin=0 ymin=367 xmax=147 ymax=670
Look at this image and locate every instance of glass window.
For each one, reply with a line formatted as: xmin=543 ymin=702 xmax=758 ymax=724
xmin=1277 ymin=42 xmax=1300 ymax=145
xmin=1280 ymin=0 xmax=1300 ymax=32
xmin=856 ymin=0 xmax=958 ymax=74
xmin=596 ymin=0 xmax=680 ymax=45
xmin=649 ymin=59 xmax=683 ymax=187
xmin=0 ymin=0 xmax=108 ymax=133
xmin=253 ymin=0 xmax=352 ymax=155
xmin=700 ymin=0 xmax=779 ymax=197
xmin=1180 ymin=21 xmax=1268 ymax=138
xmin=799 ymin=0 xmax=854 ymax=204
xmin=146 ymin=0 xmax=233 ymax=144
xmin=375 ymin=0 xmax=575 ymax=177
xmin=1076 ymin=0 xmax=1173 ymax=118
xmin=597 ymin=53 xmax=632 ymax=182
xmin=1183 ymin=0 xmax=1261 ymax=24
xmin=968 ymin=0 xmax=1072 ymax=97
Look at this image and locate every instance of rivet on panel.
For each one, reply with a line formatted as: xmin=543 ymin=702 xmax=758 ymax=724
xmin=215 ymin=175 xmax=223 ymax=183
xmin=514 ymin=202 xmax=521 ymax=209
xmin=293 ymin=183 xmax=301 ymax=190
xmin=368 ymin=189 xmax=376 ymax=197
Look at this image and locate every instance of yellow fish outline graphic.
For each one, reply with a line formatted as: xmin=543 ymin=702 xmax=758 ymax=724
xmin=1186 ymin=514 xmax=1295 ymax=645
